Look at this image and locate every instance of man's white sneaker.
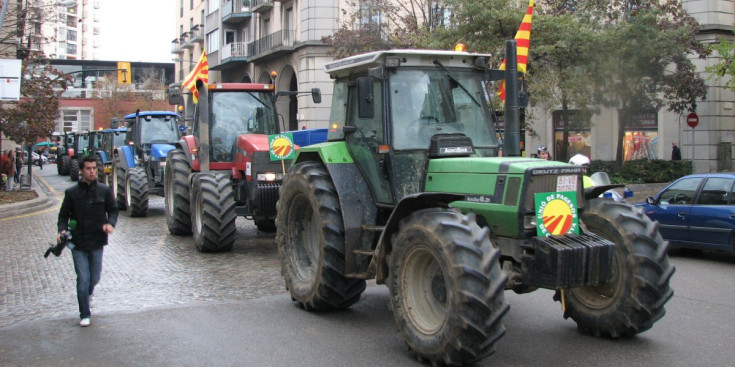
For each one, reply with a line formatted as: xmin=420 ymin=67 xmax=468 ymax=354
xmin=79 ymin=318 xmax=91 ymax=327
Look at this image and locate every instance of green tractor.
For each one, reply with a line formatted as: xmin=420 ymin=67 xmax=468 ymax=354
xmin=276 ymin=41 xmax=675 ymax=365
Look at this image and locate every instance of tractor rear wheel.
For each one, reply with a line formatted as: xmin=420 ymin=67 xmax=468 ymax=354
xmin=190 ymin=172 xmax=236 ymax=252
xmin=388 ymin=208 xmax=509 ymax=366
xmin=276 ymin=161 xmax=366 ymax=310
xmin=164 ymin=149 xmax=192 ymax=235
xmin=125 ymin=166 xmax=149 ymax=217
xmin=113 ymin=155 xmax=126 ymax=210
xmin=255 ymin=219 xmax=276 ymax=232
xmin=69 ymin=158 xmax=79 ymax=181
xmin=58 ymin=155 xmax=69 ymax=175
xmin=555 ymin=198 xmax=675 ymax=337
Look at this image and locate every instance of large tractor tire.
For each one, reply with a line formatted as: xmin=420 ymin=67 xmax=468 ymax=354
xmin=255 ymin=219 xmax=276 ymax=232
xmin=388 ymin=208 xmax=509 ymax=366
xmin=125 ymin=166 xmax=149 ymax=217
xmin=112 ymin=155 xmax=126 ymax=210
xmin=164 ymin=149 xmax=192 ymax=235
xmin=60 ymin=154 xmax=71 ymax=175
xmin=190 ymin=172 xmax=236 ymax=252
xmin=555 ymin=198 xmax=675 ymax=337
xmin=276 ymin=161 xmax=366 ymax=310
xmin=96 ymin=155 xmax=106 ymax=183
xmin=69 ymin=158 xmax=79 ymax=181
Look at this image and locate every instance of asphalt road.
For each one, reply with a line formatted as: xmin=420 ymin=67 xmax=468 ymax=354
xmin=1 ymin=165 xmax=734 ymax=366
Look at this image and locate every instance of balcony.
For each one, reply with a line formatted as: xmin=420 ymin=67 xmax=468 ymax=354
xmin=212 ymin=42 xmax=250 ymax=70
xmin=181 ymin=32 xmax=194 ymax=50
xmin=222 ymin=0 xmax=252 ymax=24
xmin=248 ymin=30 xmax=296 ymax=61
xmin=171 ymin=39 xmax=183 ymax=54
xmin=251 ymin=0 xmax=273 ymax=13
xmin=189 ymin=25 xmax=204 ymax=44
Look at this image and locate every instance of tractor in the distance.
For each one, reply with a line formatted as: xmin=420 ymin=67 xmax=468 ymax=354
xmin=67 ymin=132 xmax=89 ymax=182
xmin=276 ymin=41 xmax=675 ymax=366
xmin=55 ymin=131 xmax=74 ymax=176
xmin=112 ymin=111 xmax=180 ymax=217
xmin=94 ymin=127 xmax=126 ymax=184
xmin=164 ymin=82 xmax=322 ymax=252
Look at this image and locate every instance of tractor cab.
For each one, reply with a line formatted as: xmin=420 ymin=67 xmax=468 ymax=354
xmin=191 ymin=83 xmax=279 ymax=163
xmin=324 ymin=50 xmax=501 ymax=204
xmin=123 ymin=111 xmax=180 ymax=148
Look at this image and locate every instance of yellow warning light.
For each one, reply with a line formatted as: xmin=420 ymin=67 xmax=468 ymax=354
xmin=178 ymin=105 xmax=184 ymax=112
xmin=270 ymin=70 xmax=278 ymax=78
xmin=454 ymin=43 xmax=467 ymax=52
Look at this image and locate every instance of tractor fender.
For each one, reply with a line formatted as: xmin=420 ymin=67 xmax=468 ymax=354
xmin=116 ymin=145 xmax=137 ymax=170
xmin=97 ymin=150 xmax=109 ymax=164
xmin=374 ymin=192 xmax=465 ymax=284
xmin=150 ymin=143 xmax=176 ymax=160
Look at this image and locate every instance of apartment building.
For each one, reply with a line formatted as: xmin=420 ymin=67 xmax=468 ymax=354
xmin=172 ymin=0 xmax=337 ymax=130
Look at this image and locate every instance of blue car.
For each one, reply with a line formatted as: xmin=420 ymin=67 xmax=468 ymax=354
xmin=635 ymin=173 xmax=735 ymax=254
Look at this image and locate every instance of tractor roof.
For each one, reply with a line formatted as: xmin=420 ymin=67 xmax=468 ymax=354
xmin=324 ymin=49 xmax=494 ymax=78
xmin=123 ymin=111 xmax=180 ymax=119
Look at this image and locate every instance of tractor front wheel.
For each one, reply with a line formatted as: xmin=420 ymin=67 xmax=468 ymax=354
xmin=125 ymin=166 xmax=149 ymax=217
xmin=276 ymin=161 xmax=365 ymax=310
xmin=388 ymin=208 xmax=509 ymax=366
xmin=60 ymin=154 xmax=71 ymax=175
xmin=555 ymin=198 xmax=675 ymax=337
xmin=164 ymin=149 xmax=192 ymax=235
xmin=190 ymin=172 xmax=236 ymax=252
xmin=69 ymin=158 xmax=79 ymax=182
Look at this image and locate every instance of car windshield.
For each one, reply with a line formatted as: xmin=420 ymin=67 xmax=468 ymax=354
xmin=389 ymin=69 xmax=499 ymax=151
xmin=140 ymin=116 xmax=179 ymax=144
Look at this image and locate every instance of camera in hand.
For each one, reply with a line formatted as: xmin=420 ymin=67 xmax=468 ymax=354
xmin=44 ymin=230 xmax=72 ymax=258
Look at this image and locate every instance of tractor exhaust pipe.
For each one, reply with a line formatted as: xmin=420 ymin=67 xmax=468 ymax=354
xmin=503 ymin=39 xmax=521 ymax=157
xmin=196 ymin=80 xmax=210 ymax=172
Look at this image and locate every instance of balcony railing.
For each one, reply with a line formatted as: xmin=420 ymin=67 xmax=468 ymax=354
xmin=189 ymin=25 xmax=204 ymax=43
xmin=248 ymin=30 xmax=295 ymax=58
xmin=221 ymin=42 xmax=250 ymax=60
xmin=251 ymin=0 xmax=273 ymax=13
xmin=222 ymin=0 xmax=252 ymax=23
xmin=171 ymin=40 xmax=183 ymax=54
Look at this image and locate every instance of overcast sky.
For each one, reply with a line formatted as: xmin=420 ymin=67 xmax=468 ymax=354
xmin=95 ymin=0 xmax=175 ymax=63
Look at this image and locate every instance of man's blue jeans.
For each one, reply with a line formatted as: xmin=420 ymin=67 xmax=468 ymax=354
xmin=71 ymin=247 xmax=104 ymax=319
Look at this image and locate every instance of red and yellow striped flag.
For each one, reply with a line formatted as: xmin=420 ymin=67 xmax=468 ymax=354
xmin=182 ymin=50 xmax=209 ymax=103
xmin=498 ymin=0 xmax=534 ymax=101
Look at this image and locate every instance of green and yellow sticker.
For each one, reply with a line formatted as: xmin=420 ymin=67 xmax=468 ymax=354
xmin=534 ymin=191 xmax=579 ymax=236
xmin=268 ymin=133 xmax=295 ymax=161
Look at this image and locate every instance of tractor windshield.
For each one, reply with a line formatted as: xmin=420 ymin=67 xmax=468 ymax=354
xmin=209 ymin=91 xmax=277 ymax=161
xmin=390 ymin=69 xmax=499 ymax=152
xmin=140 ymin=116 xmax=179 ymax=144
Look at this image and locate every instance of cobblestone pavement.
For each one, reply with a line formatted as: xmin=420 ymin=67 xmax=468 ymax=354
xmin=0 ymin=166 xmax=286 ymax=328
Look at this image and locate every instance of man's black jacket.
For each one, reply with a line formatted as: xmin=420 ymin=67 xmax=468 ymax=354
xmin=57 ymin=180 xmax=118 ymax=251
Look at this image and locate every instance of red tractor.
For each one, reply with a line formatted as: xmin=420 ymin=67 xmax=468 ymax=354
xmin=165 ymin=81 xmax=321 ymax=252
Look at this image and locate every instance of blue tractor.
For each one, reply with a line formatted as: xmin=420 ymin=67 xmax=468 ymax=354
xmin=112 ymin=111 xmax=180 ymax=217
xmin=94 ymin=127 xmax=126 ymax=184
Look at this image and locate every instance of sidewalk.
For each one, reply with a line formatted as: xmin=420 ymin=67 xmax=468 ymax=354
xmin=0 ymin=171 xmax=57 ymax=220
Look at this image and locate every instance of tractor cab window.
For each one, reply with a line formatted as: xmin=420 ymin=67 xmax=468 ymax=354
xmin=140 ymin=116 xmax=178 ymax=144
xmin=210 ymin=91 xmax=277 ymax=162
xmin=389 ymin=69 xmax=498 ymax=154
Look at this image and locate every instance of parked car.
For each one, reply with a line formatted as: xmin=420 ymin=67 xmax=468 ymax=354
xmin=634 ymin=173 xmax=735 ymax=254
xmin=23 ymin=152 xmax=48 ymax=166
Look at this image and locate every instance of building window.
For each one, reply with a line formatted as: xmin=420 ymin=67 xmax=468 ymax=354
xmin=190 ymin=0 xmax=194 ymax=10
xmin=66 ymin=29 xmax=77 ymax=42
xmin=201 ymin=9 xmax=205 ymax=25
xmin=208 ymin=0 xmax=219 ymax=14
xmin=553 ymin=110 xmax=591 ymax=161
xmin=207 ymin=29 xmax=220 ymax=52
xmin=66 ymin=43 xmax=77 ymax=55
xmin=180 ymin=0 xmax=183 ymax=17
xmin=622 ymin=111 xmax=659 ymax=161
xmin=66 ymin=15 xmax=77 ymax=27
xmin=60 ymin=109 xmax=92 ymax=133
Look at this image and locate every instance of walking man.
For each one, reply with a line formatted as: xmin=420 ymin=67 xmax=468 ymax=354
xmin=57 ymin=156 xmax=118 ymax=327
xmin=671 ymin=142 xmax=682 ymax=161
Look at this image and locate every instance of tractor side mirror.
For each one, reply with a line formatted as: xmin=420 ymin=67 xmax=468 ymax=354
xmin=168 ymin=86 xmax=184 ymax=105
xmin=357 ymin=77 xmax=374 ymax=119
xmin=311 ymin=88 xmax=321 ymax=104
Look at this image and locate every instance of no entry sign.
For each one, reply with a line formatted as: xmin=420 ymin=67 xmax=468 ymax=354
xmin=686 ymin=112 xmax=699 ymax=128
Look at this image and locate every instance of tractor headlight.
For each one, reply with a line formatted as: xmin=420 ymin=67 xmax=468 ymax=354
xmin=523 ymin=214 xmax=537 ymax=230
xmin=256 ymin=173 xmax=283 ymax=182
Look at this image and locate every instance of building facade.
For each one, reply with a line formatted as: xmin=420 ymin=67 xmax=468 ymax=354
xmin=172 ymin=0 xmax=734 ymax=173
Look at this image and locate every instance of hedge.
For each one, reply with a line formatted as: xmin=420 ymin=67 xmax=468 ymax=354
xmin=588 ymin=160 xmax=692 ymax=184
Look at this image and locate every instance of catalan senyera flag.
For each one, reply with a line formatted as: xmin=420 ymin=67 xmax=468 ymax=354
xmin=498 ymin=0 xmax=534 ymax=101
xmin=182 ymin=50 xmax=209 ymax=103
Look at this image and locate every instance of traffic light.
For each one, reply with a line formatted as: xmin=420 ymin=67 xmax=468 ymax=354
xmin=117 ymin=61 xmax=131 ymax=84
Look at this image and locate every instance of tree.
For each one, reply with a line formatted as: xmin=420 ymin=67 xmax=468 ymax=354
xmin=91 ymin=69 xmax=168 ymax=124
xmin=705 ymin=32 xmax=735 ymax=92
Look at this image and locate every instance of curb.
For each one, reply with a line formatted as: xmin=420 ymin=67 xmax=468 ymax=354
xmin=0 ymin=174 xmax=57 ymax=220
